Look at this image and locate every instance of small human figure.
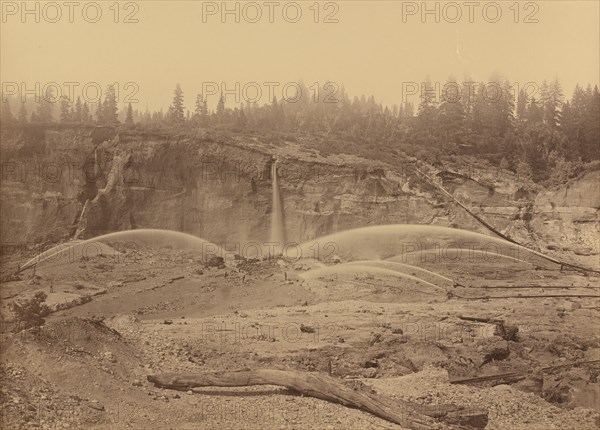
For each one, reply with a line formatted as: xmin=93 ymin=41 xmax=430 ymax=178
xmin=50 ymin=280 xmax=54 ymax=293
xmin=284 ymin=271 xmax=288 ymax=281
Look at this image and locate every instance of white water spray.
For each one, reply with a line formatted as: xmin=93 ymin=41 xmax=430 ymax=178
xmin=270 ymin=162 xmax=285 ymax=252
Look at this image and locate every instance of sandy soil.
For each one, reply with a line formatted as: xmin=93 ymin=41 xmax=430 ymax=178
xmin=1 ymin=244 xmax=599 ymax=429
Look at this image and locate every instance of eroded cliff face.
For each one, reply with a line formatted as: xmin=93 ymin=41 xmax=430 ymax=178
xmin=71 ymin=133 xmax=459 ymax=246
xmin=430 ymin=167 xmax=599 ymax=262
xmin=1 ymin=126 xmax=598 ymax=263
xmin=0 ymin=127 xmax=109 ymax=244
xmin=531 ymin=171 xmax=600 ymax=255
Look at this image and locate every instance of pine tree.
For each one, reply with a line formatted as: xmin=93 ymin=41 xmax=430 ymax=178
xmin=194 ymin=94 xmax=208 ymax=125
xmin=462 ymin=80 xmax=477 ymax=127
xmin=82 ymin=102 xmax=90 ymax=124
xmin=102 ymin=85 xmax=119 ymax=124
xmin=560 ymin=100 xmax=574 ymax=141
xmin=236 ymin=107 xmax=247 ymax=128
xmin=498 ymin=80 xmax=515 ymax=135
xmin=567 ymin=84 xmax=587 ymax=142
xmin=476 ymin=77 xmax=513 ymax=137
xmin=526 ymin=97 xmax=543 ymax=124
xmin=539 ymin=80 xmax=550 ymax=124
xmin=582 ymin=85 xmax=600 ymax=160
xmin=271 ymin=96 xmax=285 ymax=129
xmin=545 ymin=79 xmax=563 ymax=129
xmin=1 ymin=98 xmax=14 ymax=124
xmin=516 ymin=89 xmax=528 ymax=122
xmin=96 ymin=99 xmax=104 ymax=123
xmin=437 ymin=77 xmax=465 ymax=145
xmin=216 ymin=92 xmax=225 ymax=118
xmin=125 ymin=102 xmax=134 ymax=126
xmin=74 ymin=97 xmax=82 ymax=122
xmin=59 ymin=96 xmax=72 ymax=123
xmin=167 ymin=84 xmax=185 ymax=123
xmin=36 ymin=87 xmax=54 ymax=122
xmin=539 ymin=80 xmax=562 ymax=128
xmin=471 ymin=83 xmax=488 ymax=134
xmin=416 ymin=78 xmax=437 ymax=134
xmin=18 ymin=102 xmax=28 ymax=123
xmin=201 ymin=96 xmax=208 ymax=119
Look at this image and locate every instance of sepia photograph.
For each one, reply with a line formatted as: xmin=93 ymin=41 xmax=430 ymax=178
xmin=0 ymin=1 xmax=599 ymax=429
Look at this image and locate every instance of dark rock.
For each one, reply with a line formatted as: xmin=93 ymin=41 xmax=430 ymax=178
xmin=369 ymin=333 xmax=384 ymax=346
xmin=300 ymin=324 xmax=315 ymax=333
xmin=206 ymin=256 xmax=225 ymax=268
xmin=363 ymin=358 xmax=379 ymax=368
xmin=495 ymin=322 xmax=519 ymax=341
xmin=481 ymin=339 xmax=510 ymax=366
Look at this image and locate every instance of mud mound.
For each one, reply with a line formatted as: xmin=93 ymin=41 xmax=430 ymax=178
xmin=3 ymin=317 xmax=142 ymax=386
xmin=32 ymin=317 xmax=122 ymax=349
xmin=103 ymin=314 xmax=145 ymax=339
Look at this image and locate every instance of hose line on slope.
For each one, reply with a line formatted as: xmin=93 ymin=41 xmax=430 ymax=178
xmin=412 ymin=166 xmax=599 ymax=274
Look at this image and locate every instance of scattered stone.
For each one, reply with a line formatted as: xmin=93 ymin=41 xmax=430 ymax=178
xmin=300 ymin=324 xmax=315 ymax=333
xmin=369 ymin=333 xmax=384 ymax=346
xmin=206 ymin=256 xmax=225 ymax=268
xmin=360 ymin=368 xmax=378 ymax=378
xmin=570 ymin=302 xmax=582 ymax=311
xmin=87 ymin=403 xmax=104 ymax=411
xmin=495 ymin=322 xmax=519 ymax=342
xmin=481 ymin=339 xmax=510 ymax=366
xmin=101 ymin=351 xmax=117 ymax=363
xmin=363 ymin=358 xmax=379 ymax=368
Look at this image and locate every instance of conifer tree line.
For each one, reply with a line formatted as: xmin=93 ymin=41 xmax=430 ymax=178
xmin=0 ymin=84 xmax=121 ymax=126
xmin=1 ymin=78 xmax=599 ymax=184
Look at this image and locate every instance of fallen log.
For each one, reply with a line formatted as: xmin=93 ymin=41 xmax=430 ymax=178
xmin=458 ymin=316 xmax=502 ymax=323
xmin=450 ymin=360 xmax=600 ymax=386
xmin=477 ymin=285 xmax=599 ymax=289
xmin=148 ymin=369 xmax=488 ymax=429
xmin=542 ymin=359 xmax=600 ymax=372
xmin=465 ymin=294 xmax=600 ymax=300
xmin=450 ymin=371 xmax=525 ymax=386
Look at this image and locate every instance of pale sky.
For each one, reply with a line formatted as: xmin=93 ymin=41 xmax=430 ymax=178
xmin=1 ymin=1 xmax=599 ymax=111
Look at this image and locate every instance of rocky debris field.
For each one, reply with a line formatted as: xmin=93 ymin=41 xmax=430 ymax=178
xmin=1 ymin=246 xmax=599 ymax=429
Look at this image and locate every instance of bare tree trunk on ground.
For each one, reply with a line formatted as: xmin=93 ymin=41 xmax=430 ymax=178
xmin=147 ymin=369 xmax=488 ymax=429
